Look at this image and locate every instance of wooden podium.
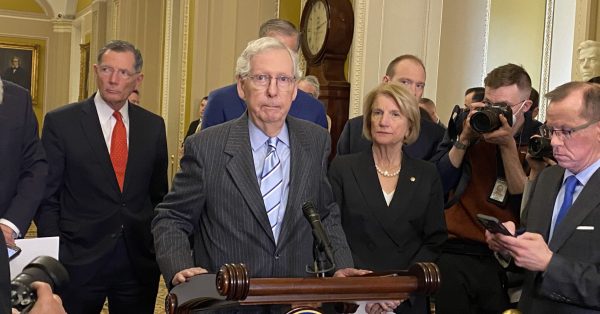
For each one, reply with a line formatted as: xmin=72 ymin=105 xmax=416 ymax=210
xmin=166 ymin=262 xmax=440 ymax=313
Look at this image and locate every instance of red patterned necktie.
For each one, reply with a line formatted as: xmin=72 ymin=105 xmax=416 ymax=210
xmin=110 ymin=111 xmax=128 ymax=191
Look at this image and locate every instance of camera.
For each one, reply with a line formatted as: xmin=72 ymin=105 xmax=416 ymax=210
xmin=528 ymin=136 xmax=553 ymax=160
xmin=470 ymin=102 xmax=513 ymax=133
xmin=10 ymin=256 xmax=69 ymax=311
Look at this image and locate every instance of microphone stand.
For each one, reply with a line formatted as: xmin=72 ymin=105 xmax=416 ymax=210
xmin=306 ymin=238 xmax=335 ymax=277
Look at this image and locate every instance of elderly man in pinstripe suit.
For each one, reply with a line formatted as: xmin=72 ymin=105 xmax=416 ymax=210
xmin=152 ymin=37 xmax=361 ymax=305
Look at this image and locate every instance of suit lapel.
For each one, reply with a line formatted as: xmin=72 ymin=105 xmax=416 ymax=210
xmin=277 ymin=118 xmax=311 ymax=247
xmin=353 ymin=151 xmax=387 ymax=216
xmin=79 ymin=98 xmax=121 ymax=194
xmin=355 ymin=153 xmax=422 ymax=247
xmin=550 ymin=167 xmax=600 ymax=251
xmin=529 ymin=167 xmax=563 ymax=241
xmin=123 ymin=104 xmax=142 ymax=195
xmin=224 ymin=114 xmax=275 ymax=242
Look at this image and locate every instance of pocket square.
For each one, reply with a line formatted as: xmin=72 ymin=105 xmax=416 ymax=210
xmin=576 ymin=226 xmax=594 ymax=230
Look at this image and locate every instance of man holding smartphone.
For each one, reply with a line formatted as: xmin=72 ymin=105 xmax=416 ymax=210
xmin=487 ymin=81 xmax=600 ymax=313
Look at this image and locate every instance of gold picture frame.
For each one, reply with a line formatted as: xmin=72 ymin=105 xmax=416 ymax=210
xmin=0 ymin=42 xmax=39 ymax=104
xmin=79 ymin=43 xmax=91 ymax=101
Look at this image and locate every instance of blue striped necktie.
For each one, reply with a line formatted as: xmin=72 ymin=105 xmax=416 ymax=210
xmin=260 ymin=137 xmax=283 ymax=243
xmin=555 ymin=175 xmax=579 ymax=227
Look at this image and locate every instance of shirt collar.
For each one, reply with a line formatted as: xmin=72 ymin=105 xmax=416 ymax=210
xmin=564 ymin=157 xmax=600 ymax=186
xmin=248 ymin=115 xmax=289 ymax=152
xmin=94 ymin=91 xmax=129 ymax=124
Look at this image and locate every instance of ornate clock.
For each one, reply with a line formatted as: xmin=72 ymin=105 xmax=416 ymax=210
xmin=300 ymin=0 xmax=354 ymax=159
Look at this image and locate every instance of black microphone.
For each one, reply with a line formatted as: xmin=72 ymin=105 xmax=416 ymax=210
xmin=302 ymin=201 xmax=336 ymax=267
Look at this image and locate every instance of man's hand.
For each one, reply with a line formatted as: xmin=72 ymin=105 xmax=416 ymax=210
xmin=28 ymin=282 xmax=66 ymax=314
xmin=485 ymin=221 xmax=553 ymax=272
xmin=172 ymin=267 xmax=208 ymax=286
xmin=482 ymin=114 xmax=514 ymax=147
xmin=0 ymin=224 xmax=16 ymax=246
xmin=333 ymin=268 xmax=372 ymax=277
xmin=460 ymin=103 xmax=483 ymax=144
xmin=485 ymin=221 xmax=516 ymax=255
xmin=365 ymin=301 xmax=401 ymax=313
xmin=505 ymin=232 xmax=553 ymax=271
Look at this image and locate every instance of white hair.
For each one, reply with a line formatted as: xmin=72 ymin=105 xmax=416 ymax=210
xmin=235 ymin=37 xmax=300 ymax=79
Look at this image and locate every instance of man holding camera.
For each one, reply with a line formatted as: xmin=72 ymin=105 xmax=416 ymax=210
xmin=432 ymin=64 xmax=542 ymax=313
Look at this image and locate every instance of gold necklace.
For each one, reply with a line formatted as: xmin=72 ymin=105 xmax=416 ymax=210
xmin=375 ymin=163 xmax=401 ymax=177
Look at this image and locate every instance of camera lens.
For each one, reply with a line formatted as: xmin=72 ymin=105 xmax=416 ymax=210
xmin=471 ymin=110 xmax=500 ymax=133
xmin=10 ymin=256 xmax=69 ymax=311
xmin=528 ymin=137 xmax=553 ymax=159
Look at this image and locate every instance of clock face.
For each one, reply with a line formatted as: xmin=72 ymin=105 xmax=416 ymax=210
xmin=306 ymin=1 xmax=328 ymax=55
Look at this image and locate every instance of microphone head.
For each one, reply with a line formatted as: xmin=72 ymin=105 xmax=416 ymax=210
xmin=302 ymin=201 xmax=319 ymax=220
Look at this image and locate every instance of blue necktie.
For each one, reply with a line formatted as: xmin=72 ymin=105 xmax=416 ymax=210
xmin=555 ymin=175 xmax=579 ymax=227
xmin=260 ymin=137 xmax=283 ymax=243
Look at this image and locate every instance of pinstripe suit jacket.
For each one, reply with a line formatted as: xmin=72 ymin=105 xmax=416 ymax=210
xmin=152 ymin=113 xmax=353 ymax=284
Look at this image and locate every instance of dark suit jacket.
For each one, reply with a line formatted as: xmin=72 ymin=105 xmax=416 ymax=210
xmin=152 ymin=113 xmax=353 ymax=284
xmin=519 ymin=165 xmax=600 ymax=313
xmin=185 ymin=119 xmax=200 ymax=140
xmin=336 ymin=115 xmax=445 ymax=160
xmin=36 ymin=96 xmax=168 ymax=284
xmin=329 ymin=151 xmax=446 ymax=314
xmin=202 ymin=83 xmax=328 ymax=129
xmin=0 ymin=80 xmax=47 ymax=236
xmin=0 ymin=240 xmax=9 ymax=313
xmin=3 ymin=67 xmax=29 ymax=91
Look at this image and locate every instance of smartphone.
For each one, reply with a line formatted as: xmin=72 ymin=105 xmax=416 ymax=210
xmin=476 ymin=214 xmax=514 ymax=236
xmin=7 ymin=244 xmax=21 ymax=261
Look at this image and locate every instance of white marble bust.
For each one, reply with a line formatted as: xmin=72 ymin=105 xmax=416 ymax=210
xmin=578 ymin=40 xmax=600 ymax=81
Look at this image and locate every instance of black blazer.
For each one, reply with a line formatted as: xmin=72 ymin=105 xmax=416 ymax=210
xmin=329 ymin=151 xmax=447 ymax=314
xmin=336 ymin=115 xmax=445 ymax=160
xmin=36 ymin=96 xmax=168 ymax=284
xmin=329 ymin=150 xmax=447 ymax=270
xmin=0 ymin=80 xmax=47 ymax=236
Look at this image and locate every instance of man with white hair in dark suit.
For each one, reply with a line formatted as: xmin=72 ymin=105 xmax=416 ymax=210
xmin=152 ymin=36 xmax=366 ymax=312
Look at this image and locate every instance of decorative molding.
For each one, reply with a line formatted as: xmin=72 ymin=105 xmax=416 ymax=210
xmin=482 ymin=0 xmax=491 ymax=83
xmin=539 ymin=0 xmax=555 ymax=122
xmin=0 ymin=10 xmax=51 ymax=22
xmin=111 ymin=0 xmax=120 ymax=39
xmin=160 ymin=0 xmax=173 ymax=121
xmin=52 ymin=18 xmax=74 ymax=32
xmin=177 ymin=0 xmax=191 ymax=153
xmin=349 ymin=0 xmax=367 ymax=118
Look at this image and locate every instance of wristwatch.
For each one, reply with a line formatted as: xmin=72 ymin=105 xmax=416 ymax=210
xmin=453 ymin=140 xmax=469 ymax=150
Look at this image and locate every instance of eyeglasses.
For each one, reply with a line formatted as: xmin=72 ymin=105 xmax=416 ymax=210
xmin=483 ymin=99 xmax=527 ymax=108
xmin=98 ymin=65 xmax=139 ymax=79
xmin=539 ymin=119 xmax=599 ymax=140
xmin=244 ymin=74 xmax=295 ymax=90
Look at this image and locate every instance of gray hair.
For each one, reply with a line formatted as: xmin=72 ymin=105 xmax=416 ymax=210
xmin=259 ymin=19 xmax=299 ymax=52
xmin=546 ymin=81 xmax=600 ymax=122
xmin=235 ymin=37 xmax=300 ymax=79
xmin=298 ymin=75 xmax=320 ymax=98
xmin=97 ymin=40 xmax=143 ymax=73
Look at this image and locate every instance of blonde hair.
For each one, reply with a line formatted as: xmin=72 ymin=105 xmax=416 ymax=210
xmin=362 ymin=83 xmax=421 ymax=144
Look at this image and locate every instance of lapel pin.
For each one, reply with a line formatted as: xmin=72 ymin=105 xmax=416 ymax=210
xmin=410 ymin=177 xmax=416 ymax=182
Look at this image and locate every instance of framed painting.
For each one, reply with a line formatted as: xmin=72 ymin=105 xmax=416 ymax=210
xmin=0 ymin=42 xmax=39 ymax=103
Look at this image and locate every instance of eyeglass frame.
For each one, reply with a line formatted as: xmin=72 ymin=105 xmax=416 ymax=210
xmin=97 ymin=65 xmax=140 ymax=80
xmin=482 ymin=98 xmax=529 ymax=109
xmin=242 ymin=74 xmax=296 ymax=90
xmin=539 ymin=119 xmax=599 ymax=140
